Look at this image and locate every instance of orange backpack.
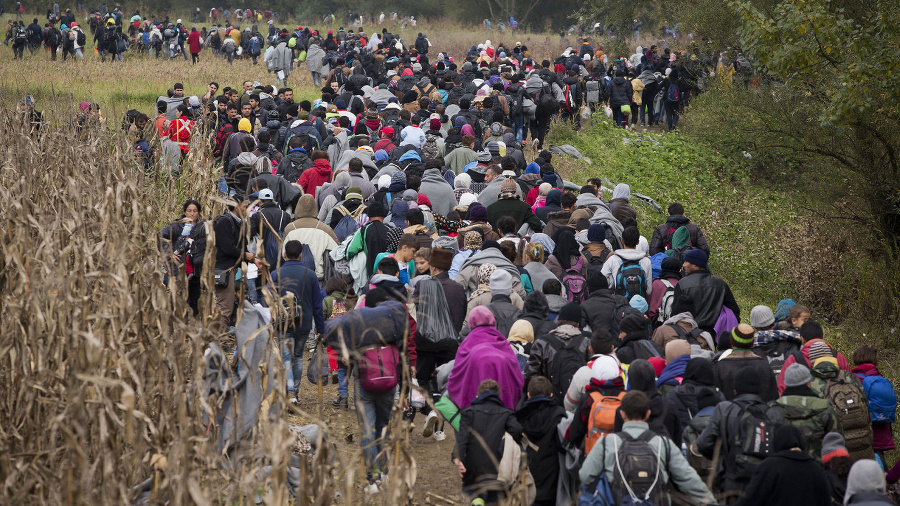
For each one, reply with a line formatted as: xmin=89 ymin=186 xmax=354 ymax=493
xmin=584 ymin=391 xmax=626 ymax=455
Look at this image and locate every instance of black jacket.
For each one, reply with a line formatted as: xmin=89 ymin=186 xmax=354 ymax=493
xmin=734 ymin=450 xmax=831 ymax=506
xmin=608 ymin=76 xmax=633 ymax=108
xmin=454 ymin=392 xmax=522 ymax=487
xmin=213 ymin=212 xmax=245 ymax=271
xmin=671 ymin=270 xmax=740 ymax=333
xmin=580 ymin=289 xmax=629 ymax=337
xmin=615 ymin=332 xmax=664 ymax=365
xmin=713 ymin=351 xmax=778 ymax=402
xmin=666 ymin=381 xmax=725 ymax=428
xmin=515 ymin=395 xmax=565 ymax=502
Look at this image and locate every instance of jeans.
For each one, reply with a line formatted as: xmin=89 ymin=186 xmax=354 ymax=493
xmin=178 ymin=40 xmax=187 ymax=60
xmin=512 ymin=116 xmax=524 ymax=144
xmin=337 ymin=366 xmax=348 ymax=398
xmin=612 ymin=106 xmax=625 ymax=128
xmin=355 ymin=380 xmax=395 ymax=480
xmin=280 ymin=334 xmax=296 ymax=393
xmin=284 ymin=327 xmax=311 ymax=393
xmin=311 ymin=71 xmax=322 ymax=88
xmin=246 ymin=277 xmax=259 ymax=303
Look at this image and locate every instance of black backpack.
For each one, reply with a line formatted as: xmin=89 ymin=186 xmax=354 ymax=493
xmin=547 ymin=333 xmax=586 ymax=406
xmin=611 ymin=430 xmax=667 ymax=506
xmin=14 ymin=26 xmax=27 ymax=43
xmin=76 ymin=29 xmax=86 ymax=46
xmin=506 ymin=88 xmax=524 ymax=117
xmin=730 ymin=402 xmax=782 ymax=480
xmin=582 ymin=249 xmax=609 ymax=285
xmin=615 ymin=258 xmax=648 ymax=301
xmin=666 ymin=323 xmax=703 ymax=346
xmin=48 ymin=28 xmax=62 ymax=46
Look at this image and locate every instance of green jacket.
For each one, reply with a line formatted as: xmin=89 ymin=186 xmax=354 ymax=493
xmin=579 ymin=421 xmax=716 ymax=505
xmin=774 ymin=392 xmax=841 ymax=459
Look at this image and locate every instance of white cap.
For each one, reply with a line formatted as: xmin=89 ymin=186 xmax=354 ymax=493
xmin=259 ymin=189 xmax=274 ymax=200
xmin=176 ymin=18 xmax=182 ymax=24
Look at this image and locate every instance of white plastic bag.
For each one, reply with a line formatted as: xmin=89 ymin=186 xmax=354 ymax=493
xmin=409 ymin=378 xmax=426 ymax=408
xmin=581 ymin=106 xmax=592 ymax=119
xmin=604 ymin=105 xmax=613 ymax=119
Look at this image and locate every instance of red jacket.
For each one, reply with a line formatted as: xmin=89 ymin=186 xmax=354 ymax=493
xmin=165 ymin=116 xmax=195 ymax=154
xmin=298 ymin=158 xmax=333 ymax=194
xmin=187 ymin=30 xmax=201 ymax=53
xmin=776 ymin=339 xmax=850 ymax=394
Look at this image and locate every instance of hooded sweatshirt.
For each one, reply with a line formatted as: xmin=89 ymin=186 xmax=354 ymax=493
xmin=600 ymin=247 xmax=653 ymax=296
xmin=297 ymin=157 xmax=333 ymax=194
xmin=282 ymin=195 xmax=339 ymax=279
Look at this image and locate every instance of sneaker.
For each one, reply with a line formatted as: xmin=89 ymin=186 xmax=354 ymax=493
xmin=331 ymin=396 xmax=348 ymax=408
xmin=363 ymin=483 xmax=379 ymax=495
xmin=422 ymin=411 xmax=439 ymax=438
xmin=433 ymin=430 xmax=446 ymax=441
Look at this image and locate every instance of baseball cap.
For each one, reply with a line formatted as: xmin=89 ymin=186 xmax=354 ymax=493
xmin=259 ymin=189 xmax=274 ymax=200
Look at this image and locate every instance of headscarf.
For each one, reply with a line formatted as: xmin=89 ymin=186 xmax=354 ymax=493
xmin=464 ymin=230 xmax=483 ymax=251
xmin=460 ymin=124 xmax=475 ymax=137
xmin=468 ymin=306 xmax=496 ymax=328
xmin=508 ymin=320 xmax=534 ymax=344
xmin=454 ymin=172 xmax=472 ymax=189
xmin=529 ymin=233 xmax=555 ymax=258
xmin=468 ymin=263 xmax=497 ymax=301
xmin=845 ymin=460 xmax=887 ymax=505
xmin=551 ymin=228 xmax=580 ymax=270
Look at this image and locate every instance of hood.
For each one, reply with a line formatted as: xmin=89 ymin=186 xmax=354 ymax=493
xmin=612 ymin=248 xmax=646 ymax=261
xmin=422 ymin=168 xmax=448 ymax=184
xmin=516 ymin=395 xmax=565 ymax=434
xmin=613 ymin=76 xmax=626 ymax=85
xmin=546 ymin=189 xmax=562 ymax=207
xmin=546 ymin=294 xmax=567 ymax=313
xmin=612 ymin=183 xmax=631 ymax=201
xmin=293 ymin=194 xmax=317 ymax=218
xmin=417 ymin=76 xmax=431 ymax=88
xmin=662 ymin=311 xmax=699 ymax=329
xmin=670 ymin=226 xmax=691 ymax=250
xmin=851 ymin=363 xmax=880 ymax=377
xmin=285 ymin=150 xmax=310 ymax=164
xmin=576 ymin=193 xmax=606 ymax=209
xmin=683 ymin=357 xmax=715 ymax=386
xmin=236 ymin=152 xmax=258 ymax=166
xmin=313 ymin=157 xmax=332 ymax=174
xmin=550 ymin=324 xmax=582 ymax=340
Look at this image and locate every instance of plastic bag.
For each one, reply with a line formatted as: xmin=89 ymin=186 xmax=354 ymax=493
xmin=409 ymin=378 xmax=426 ymax=408
xmin=306 ymin=341 xmax=331 ymax=385
xmin=581 ymin=106 xmax=591 ymax=119
xmin=297 ymin=49 xmax=307 ymax=62
xmin=604 ymin=105 xmax=613 ymax=119
xmin=620 ymin=104 xmax=631 ymax=115
xmin=414 ymin=278 xmax=458 ymax=348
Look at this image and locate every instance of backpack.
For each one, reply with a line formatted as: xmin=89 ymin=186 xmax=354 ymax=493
xmin=358 ymin=344 xmax=400 ymax=393
xmin=611 ymin=431 xmax=667 ymax=506
xmin=333 ymin=204 xmax=365 ymax=242
xmin=76 ymin=29 xmax=86 ymax=46
xmin=656 ymin=280 xmax=676 ymax=324
xmin=667 ymin=82 xmax=679 ymax=103
xmin=213 ymin=124 xmax=235 ymax=158
xmin=48 ymin=29 xmax=61 ymax=46
xmin=730 ymin=402 xmax=781 ymax=479
xmin=187 ymin=220 xmax=211 ymax=271
xmin=422 ymin=133 xmax=439 ymax=160
xmin=814 ymin=367 xmax=873 ymax=459
xmin=858 ymin=375 xmax=897 ymax=423
xmin=282 ymin=123 xmax=321 ymax=155
xmin=562 ymin=83 xmax=577 ymax=113
xmin=562 ymin=257 xmax=587 ymax=303
xmin=506 ymin=88 xmax=524 ymax=117
xmin=547 ymin=333 xmax=587 ymax=406
xmin=582 ymin=249 xmax=608 ymax=285
xmin=585 ymin=391 xmax=626 ymax=455
xmin=666 ymin=322 xmax=703 ymax=346
xmin=260 ymin=210 xmax=286 ymax=269
xmin=615 ymin=258 xmax=648 ymax=301
xmin=14 ymin=26 xmax=26 ymax=43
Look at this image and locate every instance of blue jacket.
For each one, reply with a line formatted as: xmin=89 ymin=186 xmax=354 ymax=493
xmin=270 ymin=261 xmax=325 ymax=334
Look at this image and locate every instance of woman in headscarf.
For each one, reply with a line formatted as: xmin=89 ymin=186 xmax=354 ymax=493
xmin=447 ymin=306 xmax=524 ymax=410
xmin=544 ymin=228 xmax=585 ymax=280
xmin=735 ymin=425 xmax=832 ymax=506
xmin=465 ymin=263 xmax=523 ymax=318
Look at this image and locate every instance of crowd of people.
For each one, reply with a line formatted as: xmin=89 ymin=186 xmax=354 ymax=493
xmin=129 ymin=21 xmax=898 ymax=506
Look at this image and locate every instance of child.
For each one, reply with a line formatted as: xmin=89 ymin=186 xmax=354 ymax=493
xmin=515 ymin=376 xmax=565 ymax=506
xmin=775 ymin=304 xmax=810 ymax=331
xmin=851 ymin=345 xmax=897 ymax=467
xmin=453 ymin=379 xmax=523 ymax=505
xmin=323 ymin=276 xmax=350 ymax=408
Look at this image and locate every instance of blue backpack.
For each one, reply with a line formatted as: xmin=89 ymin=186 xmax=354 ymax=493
xmin=667 ymin=82 xmax=680 ymax=103
xmin=858 ymin=374 xmax=897 ymax=423
xmin=615 ymin=258 xmax=648 ymax=302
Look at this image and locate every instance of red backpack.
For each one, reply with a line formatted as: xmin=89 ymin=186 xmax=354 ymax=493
xmin=358 ymin=344 xmax=400 ymax=393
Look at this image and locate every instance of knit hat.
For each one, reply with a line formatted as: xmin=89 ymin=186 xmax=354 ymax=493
xmin=846 ymin=460 xmax=887 ymax=504
xmin=458 ymin=193 xmax=477 ymax=207
xmin=821 ymin=432 xmax=849 ymax=464
xmin=591 ymin=354 xmax=621 ymax=382
xmin=665 ymin=339 xmax=691 ymax=363
xmin=476 ymin=151 xmax=492 ymax=163
xmin=377 ymin=174 xmax=392 ymax=190
xmin=499 ymin=177 xmax=517 ymax=197
xmin=783 ymin=363 xmax=812 ymax=388
xmin=429 ymin=247 xmax=454 ymax=271
xmin=366 ymin=201 xmax=386 ymax=218
xmin=238 ymin=118 xmax=252 ymax=132
xmin=468 ymin=306 xmax=496 ymax=328
xmin=525 ymin=162 xmax=540 ymax=175
xmin=587 ymin=224 xmax=607 ymax=243
xmin=345 ymin=186 xmax=363 ymax=201
xmin=630 ymin=295 xmax=649 ymax=314
xmin=648 ymin=357 xmax=667 ymax=377
xmin=489 ymin=269 xmax=513 ymax=296
xmin=468 ymin=204 xmax=488 ymax=222
xmin=557 ymin=302 xmax=582 ymax=325
xmin=809 ymin=341 xmax=836 ymax=365
xmin=509 ymin=320 xmax=534 ymax=344
xmin=750 ymin=305 xmax=775 ymax=329
xmin=429 ymin=118 xmax=442 ymax=131
xmin=683 ymin=249 xmax=708 ymax=269
xmin=431 ymin=236 xmax=459 ymax=255
xmin=538 ymin=182 xmax=552 ymax=196
xmin=733 ymin=366 xmax=763 ymax=395
xmin=731 ymin=324 xmax=755 ymax=348
xmin=390 ymin=170 xmax=406 ymax=187
xmin=464 ymin=230 xmax=483 ymax=251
